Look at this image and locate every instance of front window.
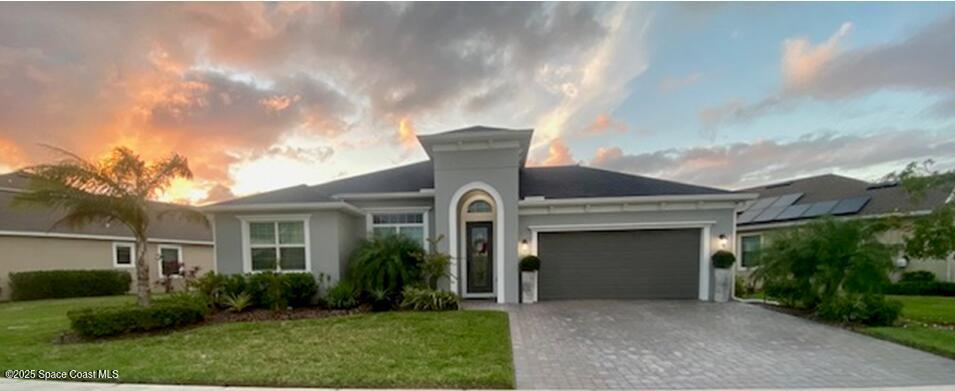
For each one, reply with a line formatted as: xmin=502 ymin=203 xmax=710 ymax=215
xmin=158 ymin=246 xmax=183 ymax=277
xmin=247 ymin=220 xmax=308 ymax=272
xmin=113 ymin=242 xmax=134 ymax=267
xmin=740 ymin=235 xmax=762 ymax=268
xmin=371 ymin=212 xmax=426 ymax=247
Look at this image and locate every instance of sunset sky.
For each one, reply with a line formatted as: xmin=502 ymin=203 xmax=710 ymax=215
xmin=1 ymin=3 xmax=953 ymax=204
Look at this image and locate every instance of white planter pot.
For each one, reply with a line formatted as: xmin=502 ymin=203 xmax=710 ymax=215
xmin=521 ymin=271 xmax=538 ymax=303
xmin=713 ymin=268 xmax=732 ymax=302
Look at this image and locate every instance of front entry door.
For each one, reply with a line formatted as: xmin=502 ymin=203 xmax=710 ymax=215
xmin=466 ymin=222 xmax=494 ymax=294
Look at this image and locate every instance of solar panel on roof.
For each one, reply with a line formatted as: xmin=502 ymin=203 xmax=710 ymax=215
xmin=753 ymin=206 xmax=787 ymax=222
xmin=831 ymin=196 xmax=870 ymax=215
xmin=802 ymin=200 xmax=838 ymax=218
xmin=748 ymin=196 xmax=779 ymax=210
xmin=738 ymin=200 xmax=757 ymax=212
xmin=771 ymin=193 xmax=804 ymax=208
xmin=738 ymin=208 xmax=763 ymax=224
xmin=775 ymin=204 xmax=811 ymax=220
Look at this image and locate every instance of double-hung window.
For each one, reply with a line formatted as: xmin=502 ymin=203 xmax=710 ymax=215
xmin=158 ymin=245 xmax=183 ymax=277
xmin=740 ymin=235 xmax=762 ymax=268
xmin=113 ymin=242 xmax=135 ymax=267
xmin=243 ymin=217 xmax=309 ymax=273
xmin=370 ymin=212 xmax=427 ymax=248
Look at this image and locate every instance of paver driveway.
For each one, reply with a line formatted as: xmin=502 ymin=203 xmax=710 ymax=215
xmin=504 ymin=301 xmax=955 ymax=389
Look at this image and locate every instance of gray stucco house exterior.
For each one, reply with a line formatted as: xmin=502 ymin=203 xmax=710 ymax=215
xmin=204 ymin=126 xmax=756 ymax=303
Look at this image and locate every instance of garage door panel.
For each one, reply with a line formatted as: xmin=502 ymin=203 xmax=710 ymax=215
xmin=537 ymin=229 xmax=700 ymax=299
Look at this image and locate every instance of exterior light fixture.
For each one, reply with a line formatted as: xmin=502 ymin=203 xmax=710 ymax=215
xmin=718 ymin=234 xmax=728 ymax=249
xmin=520 ymin=238 xmax=530 ymax=254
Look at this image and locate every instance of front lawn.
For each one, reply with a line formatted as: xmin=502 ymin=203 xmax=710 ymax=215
xmin=0 ymin=296 xmax=514 ymax=388
xmin=861 ymin=295 xmax=955 ymax=360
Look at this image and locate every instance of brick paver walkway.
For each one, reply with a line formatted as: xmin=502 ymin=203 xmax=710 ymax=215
xmin=496 ymin=300 xmax=955 ymax=389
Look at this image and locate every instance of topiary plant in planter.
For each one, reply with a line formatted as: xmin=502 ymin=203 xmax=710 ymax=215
xmin=711 ymin=250 xmax=736 ymax=269
xmin=711 ymin=250 xmax=736 ymax=302
xmin=519 ymin=255 xmax=541 ymax=272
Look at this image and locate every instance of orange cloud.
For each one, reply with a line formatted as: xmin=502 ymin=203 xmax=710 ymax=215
xmin=580 ymin=114 xmax=628 ymax=137
xmin=396 ymin=117 xmax=418 ymax=148
xmin=782 ymin=22 xmax=852 ymax=89
xmin=538 ymin=137 xmax=575 ymax=166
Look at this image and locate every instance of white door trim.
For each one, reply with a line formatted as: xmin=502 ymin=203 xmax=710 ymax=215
xmin=528 ymin=220 xmax=716 ymax=301
xmin=448 ymin=181 xmax=506 ymax=303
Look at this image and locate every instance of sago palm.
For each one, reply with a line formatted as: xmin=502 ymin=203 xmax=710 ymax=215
xmin=12 ymin=146 xmax=207 ymax=306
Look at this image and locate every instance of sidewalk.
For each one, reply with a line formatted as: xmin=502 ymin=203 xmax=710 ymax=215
xmin=2 ymin=379 xmax=955 ymax=391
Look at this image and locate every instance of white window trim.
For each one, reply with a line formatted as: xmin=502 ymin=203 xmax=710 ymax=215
xmin=112 ymin=242 xmax=136 ymax=268
xmin=738 ymin=234 xmax=763 ymax=271
xmin=157 ymin=244 xmax=184 ymax=279
xmin=238 ymin=214 xmax=312 ymax=273
xmin=363 ymin=207 xmax=431 ymax=250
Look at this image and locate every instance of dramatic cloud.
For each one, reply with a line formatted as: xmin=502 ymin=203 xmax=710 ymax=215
xmin=700 ymin=14 xmax=955 ymax=129
xmin=0 ymin=3 xmax=644 ymax=202
xmin=590 ymin=128 xmax=955 ymax=189
xmin=531 ymin=137 xmax=576 ymax=167
xmin=579 ymin=114 xmax=629 ymax=137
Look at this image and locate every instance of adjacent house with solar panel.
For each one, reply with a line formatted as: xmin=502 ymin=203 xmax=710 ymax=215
xmin=735 ymin=174 xmax=955 ymax=283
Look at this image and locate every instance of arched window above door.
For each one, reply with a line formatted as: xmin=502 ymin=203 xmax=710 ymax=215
xmin=466 ymin=200 xmax=492 ymax=213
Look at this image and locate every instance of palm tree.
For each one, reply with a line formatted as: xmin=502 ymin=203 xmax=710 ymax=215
xmin=12 ymin=146 xmax=207 ymax=306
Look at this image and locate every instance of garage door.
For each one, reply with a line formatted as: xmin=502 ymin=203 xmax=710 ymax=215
xmin=537 ymin=229 xmax=700 ymax=299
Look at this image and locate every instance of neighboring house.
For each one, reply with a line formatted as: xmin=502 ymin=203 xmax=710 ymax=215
xmin=0 ymin=172 xmax=215 ymax=300
xmin=735 ymin=174 xmax=955 ymax=283
xmin=204 ymin=126 xmax=755 ymax=303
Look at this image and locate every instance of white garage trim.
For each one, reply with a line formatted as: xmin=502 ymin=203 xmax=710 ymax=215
xmin=527 ymin=220 xmax=716 ymax=301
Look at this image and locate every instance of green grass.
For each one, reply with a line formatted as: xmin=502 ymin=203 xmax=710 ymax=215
xmin=0 ymin=296 xmax=515 ymax=388
xmin=889 ymin=295 xmax=955 ymax=325
xmin=863 ymin=325 xmax=955 ymax=359
xmin=860 ymin=295 xmax=955 ymax=360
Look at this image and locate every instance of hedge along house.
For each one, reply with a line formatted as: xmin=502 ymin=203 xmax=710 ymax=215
xmin=735 ymin=174 xmax=955 ymax=284
xmin=204 ymin=126 xmax=756 ymax=303
xmin=0 ymin=172 xmax=215 ymax=300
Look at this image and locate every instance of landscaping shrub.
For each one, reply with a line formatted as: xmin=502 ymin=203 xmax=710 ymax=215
xmin=415 ymin=235 xmax=451 ymax=289
xmin=816 ymin=294 xmax=902 ymax=326
xmin=519 ymin=255 xmax=541 ymax=272
xmin=753 ymin=218 xmax=897 ymax=324
xmin=192 ymin=272 xmax=228 ymax=307
xmin=368 ymin=288 xmax=392 ymax=312
xmin=900 ymin=270 xmax=936 ymax=283
xmin=9 ymin=270 xmax=131 ymax=301
xmin=222 ymin=292 xmax=252 ymax=313
xmin=282 ymin=272 xmax=318 ymax=307
xmin=711 ymin=250 xmax=736 ymax=269
xmin=247 ymin=272 xmax=287 ymax=310
xmin=68 ymin=293 xmax=208 ymax=338
xmin=885 ymin=281 xmax=955 ymax=296
xmin=325 ymin=280 xmax=359 ymax=309
xmin=400 ymin=287 xmax=459 ymax=311
xmin=349 ymin=234 xmax=423 ymax=294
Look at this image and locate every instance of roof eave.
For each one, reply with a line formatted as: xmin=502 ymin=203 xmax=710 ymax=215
xmin=201 ymin=201 xmax=364 ymax=216
xmin=519 ymin=193 xmax=758 ymax=206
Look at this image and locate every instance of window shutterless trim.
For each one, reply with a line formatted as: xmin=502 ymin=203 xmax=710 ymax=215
xmin=112 ymin=242 xmax=136 ymax=268
xmin=238 ymin=214 xmax=311 ymax=273
xmin=157 ymin=244 xmax=184 ymax=278
xmin=738 ymin=234 xmax=762 ymax=270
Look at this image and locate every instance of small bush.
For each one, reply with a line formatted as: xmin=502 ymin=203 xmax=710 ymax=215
xmin=400 ymin=287 xmax=459 ymax=311
xmin=282 ymin=273 xmax=318 ymax=307
xmin=67 ymin=293 xmax=208 ymax=338
xmin=247 ymin=272 xmax=287 ymax=310
xmin=368 ymin=288 xmax=392 ymax=312
xmin=326 ymin=280 xmax=359 ymax=309
xmin=711 ymin=250 xmax=736 ymax=269
xmin=519 ymin=255 xmax=541 ymax=272
xmin=222 ymin=292 xmax=252 ymax=313
xmin=10 ymin=270 xmax=131 ymax=301
xmin=885 ymin=281 xmax=955 ymax=296
xmin=816 ymin=295 xmax=902 ymax=326
xmin=349 ymin=234 xmax=422 ymax=294
xmin=900 ymin=270 xmax=936 ymax=283
xmin=192 ymin=272 xmax=228 ymax=307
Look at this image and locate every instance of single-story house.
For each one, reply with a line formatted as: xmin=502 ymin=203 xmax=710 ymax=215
xmin=204 ymin=126 xmax=756 ymax=303
xmin=735 ymin=174 xmax=955 ymax=283
xmin=0 ymin=172 xmax=215 ymax=300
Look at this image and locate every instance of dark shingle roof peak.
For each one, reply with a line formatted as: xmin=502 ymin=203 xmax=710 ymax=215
xmin=520 ymin=165 xmax=730 ymax=199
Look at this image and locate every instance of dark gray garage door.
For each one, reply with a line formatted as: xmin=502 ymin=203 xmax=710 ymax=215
xmin=537 ymin=229 xmax=700 ymax=299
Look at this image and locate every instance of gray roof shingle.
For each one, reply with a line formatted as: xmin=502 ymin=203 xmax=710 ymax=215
xmin=520 ymin=165 xmax=729 ymax=199
xmin=0 ymin=172 xmax=212 ymax=241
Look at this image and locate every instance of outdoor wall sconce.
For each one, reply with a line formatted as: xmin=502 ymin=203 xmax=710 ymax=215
xmin=718 ymin=234 xmax=728 ymax=249
xmin=520 ymin=238 xmax=530 ymax=254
